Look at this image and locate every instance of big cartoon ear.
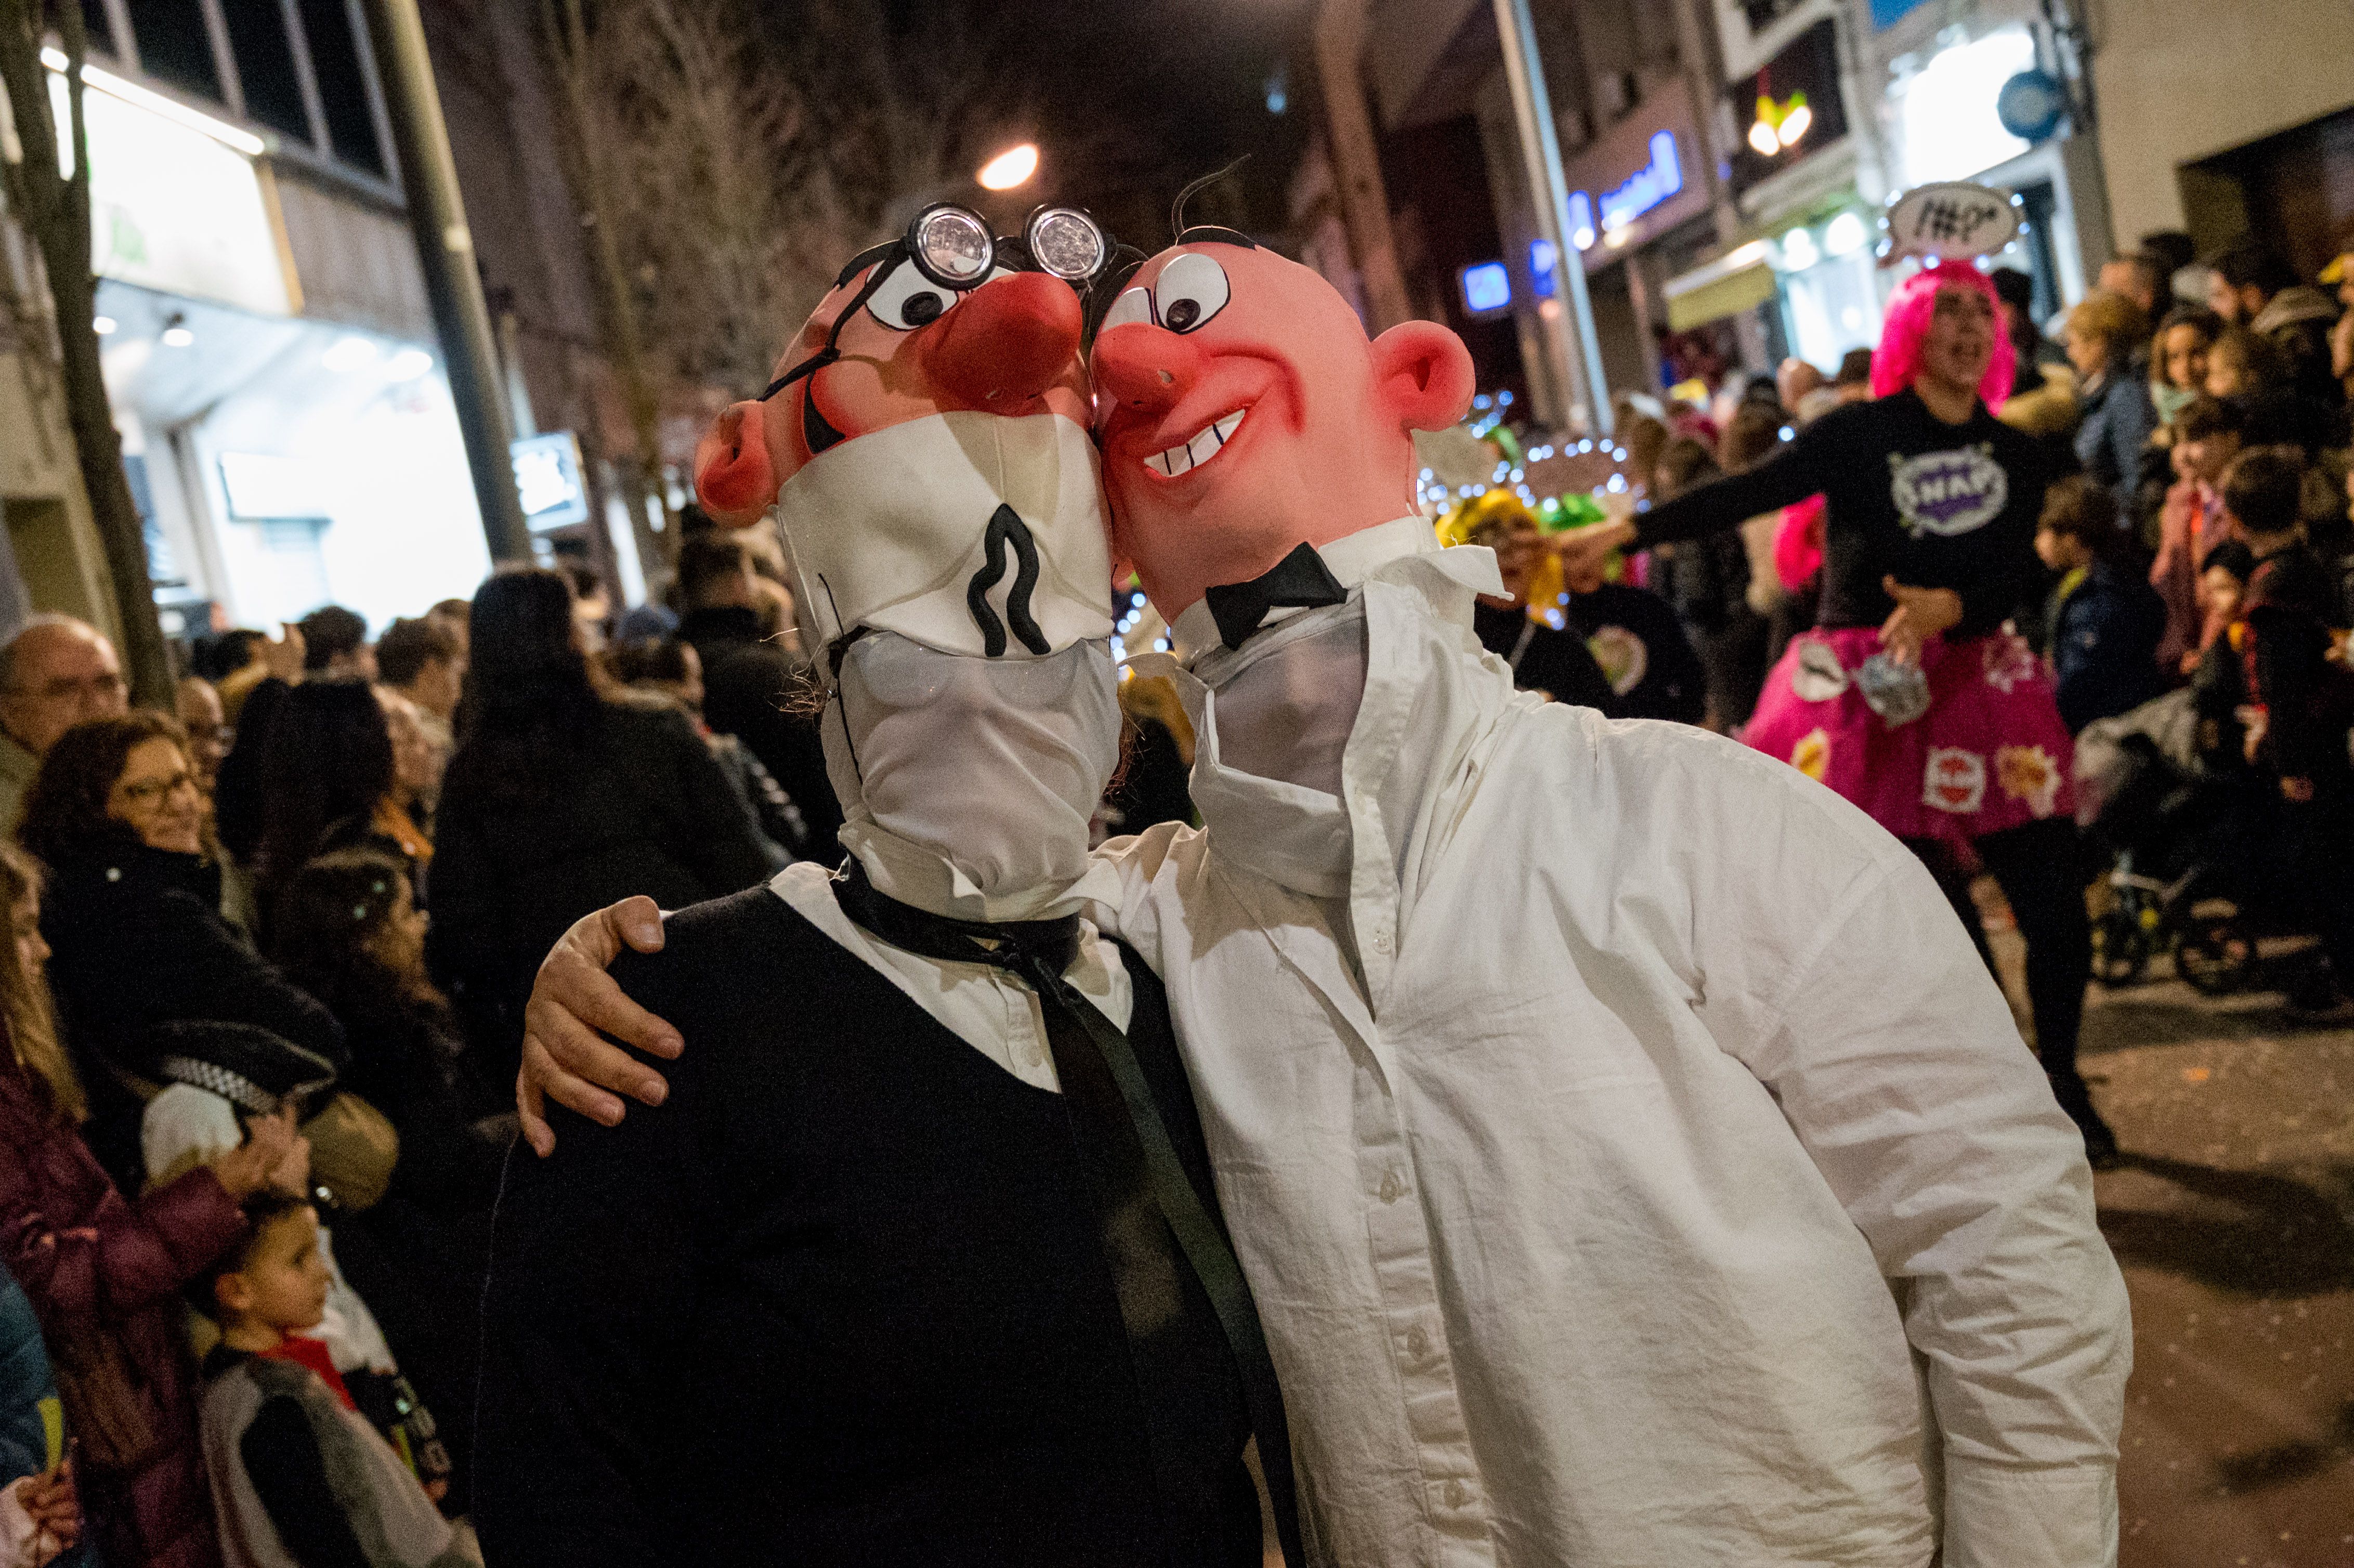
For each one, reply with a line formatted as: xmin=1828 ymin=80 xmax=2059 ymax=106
xmin=1368 ymin=320 xmax=1476 ymax=433
xmin=693 ymin=402 xmax=776 ymax=526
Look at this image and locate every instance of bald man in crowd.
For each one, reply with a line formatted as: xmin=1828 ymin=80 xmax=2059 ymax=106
xmin=0 ymin=615 xmax=129 ymax=829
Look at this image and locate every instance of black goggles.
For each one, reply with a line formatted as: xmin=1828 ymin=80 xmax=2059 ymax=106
xmin=757 ymin=202 xmax=1111 ymax=403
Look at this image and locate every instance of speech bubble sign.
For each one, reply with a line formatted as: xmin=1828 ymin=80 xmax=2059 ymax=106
xmin=1885 ymin=182 xmax=2020 ymax=264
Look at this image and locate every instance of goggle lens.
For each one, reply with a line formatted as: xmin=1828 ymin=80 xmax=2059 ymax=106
xmin=1027 ymin=207 xmax=1106 ymax=281
xmin=912 ymin=206 xmax=995 ymax=285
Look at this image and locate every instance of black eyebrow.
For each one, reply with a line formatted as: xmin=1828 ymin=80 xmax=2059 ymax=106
xmin=1172 ymin=226 xmax=1258 ymax=250
xmin=833 ymin=242 xmax=900 ymax=290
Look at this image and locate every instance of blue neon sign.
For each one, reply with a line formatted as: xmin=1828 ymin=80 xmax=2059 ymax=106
xmin=1599 ymin=130 xmax=1683 ymax=236
xmin=1459 ymin=261 xmax=1512 ymax=315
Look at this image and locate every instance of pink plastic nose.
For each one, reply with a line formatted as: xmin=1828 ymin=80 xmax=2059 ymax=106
xmin=1090 ymin=323 xmax=1199 ymax=415
xmin=922 ymin=272 xmax=1083 ymax=407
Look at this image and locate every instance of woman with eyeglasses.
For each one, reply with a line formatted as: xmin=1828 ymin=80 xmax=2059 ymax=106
xmin=14 ymin=713 xmax=346 ymax=1188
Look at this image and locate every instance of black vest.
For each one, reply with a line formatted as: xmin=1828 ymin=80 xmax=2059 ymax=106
xmin=477 ymin=887 xmax=1263 ymax=1568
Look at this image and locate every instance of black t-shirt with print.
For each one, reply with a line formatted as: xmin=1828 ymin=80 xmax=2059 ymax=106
xmin=1634 ymin=389 xmax=2060 ymax=639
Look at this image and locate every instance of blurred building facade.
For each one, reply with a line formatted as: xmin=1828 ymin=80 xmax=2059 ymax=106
xmin=1296 ymin=0 xmax=2350 ymax=424
xmin=0 ymin=0 xmax=651 ymax=655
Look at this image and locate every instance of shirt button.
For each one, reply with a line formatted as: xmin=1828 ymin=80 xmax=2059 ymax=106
xmin=1405 ymin=1326 xmax=1428 ymax=1356
xmin=1378 ymin=1169 xmax=1405 ymax=1204
xmin=1369 ymin=929 xmax=1393 ymax=953
xmin=1444 ymin=1479 xmax=1469 ymax=1509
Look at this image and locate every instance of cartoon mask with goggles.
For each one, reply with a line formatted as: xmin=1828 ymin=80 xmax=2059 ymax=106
xmin=694 ymin=202 xmax=1123 ymax=678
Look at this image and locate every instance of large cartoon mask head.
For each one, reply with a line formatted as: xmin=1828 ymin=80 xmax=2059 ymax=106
xmin=694 ymin=205 xmax=1115 ymax=672
xmin=1089 ymin=238 xmax=1475 ymax=621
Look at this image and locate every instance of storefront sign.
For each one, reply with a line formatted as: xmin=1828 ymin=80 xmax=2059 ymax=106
xmin=48 ymin=68 xmax=293 ymax=317
xmin=1599 ymin=132 xmax=1684 ymax=236
xmin=513 ymin=432 xmax=590 ymax=531
xmin=1551 ymin=89 xmax=1709 ymax=269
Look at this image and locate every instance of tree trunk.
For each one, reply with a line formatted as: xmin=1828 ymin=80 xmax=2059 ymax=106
xmin=540 ymin=0 xmax=673 ymax=563
xmin=0 ymin=0 xmax=173 ymax=703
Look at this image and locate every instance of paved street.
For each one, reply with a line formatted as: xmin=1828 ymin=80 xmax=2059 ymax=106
xmin=1990 ymin=922 xmax=2354 ymax=1567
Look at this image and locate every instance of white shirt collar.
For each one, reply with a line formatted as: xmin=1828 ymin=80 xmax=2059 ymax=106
xmin=1166 ymin=515 xmax=1496 ymax=664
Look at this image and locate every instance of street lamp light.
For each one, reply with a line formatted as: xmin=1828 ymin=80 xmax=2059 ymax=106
xmin=977 ymin=143 xmax=1040 ymax=191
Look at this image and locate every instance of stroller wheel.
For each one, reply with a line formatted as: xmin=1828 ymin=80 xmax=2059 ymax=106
xmin=2090 ymin=910 xmax=2148 ymax=986
xmin=2177 ymin=911 xmax=2254 ymax=995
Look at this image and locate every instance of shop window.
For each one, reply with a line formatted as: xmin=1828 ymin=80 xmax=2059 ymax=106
xmin=124 ymin=0 xmax=224 ymax=103
xmin=219 ymin=0 xmax=312 ymax=142
xmin=295 ymin=0 xmax=385 ymax=177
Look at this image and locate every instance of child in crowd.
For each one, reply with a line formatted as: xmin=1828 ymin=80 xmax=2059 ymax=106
xmin=270 ymin=853 xmax=507 ymax=1220
xmin=2196 ymin=541 xmax=2255 ymax=670
xmin=2152 ymin=396 xmax=2249 ymax=671
xmin=2035 ymin=476 xmax=2169 ymax=731
xmin=2193 ymin=448 xmax=2354 ymax=1007
xmin=193 ymin=1194 xmax=473 ymax=1568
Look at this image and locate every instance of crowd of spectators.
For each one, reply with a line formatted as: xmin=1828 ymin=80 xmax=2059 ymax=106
xmin=0 ymin=524 xmax=837 ymax=1563
xmin=0 ymin=224 xmax=2346 ymax=1565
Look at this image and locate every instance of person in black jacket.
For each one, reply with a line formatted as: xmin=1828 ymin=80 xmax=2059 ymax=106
xmin=428 ymin=568 xmax=779 ymax=1090
xmin=17 ymin=711 xmax=345 ymax=1185
xmin=674 ymin=532 xmax=843 ymax=864
xmin=2033 ymin=476 xmax=2168 ymax=731
xmin=1459 ymin=499 xmax=1614 ymax=711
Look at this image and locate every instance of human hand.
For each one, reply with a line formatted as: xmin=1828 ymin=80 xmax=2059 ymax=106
xmin=2330 ymin=308 xmax=2353 ymax=381
xmin=211 ymin=1105 xmax=300 ymax=1199
xmin=2281 ymin=775 xmax=2314 ymax=803
xmin=261 ymin=622 xmax=306 ymax=685
xmin=517 ymin=897 xmax=679 ymax=1155
xmin=21 ymin=1461 xmax=77 ymax=1553
xmin=2237 ymin=704 xmax=2268 ymax=766
xmin=1879 ymin=578 xmax=1963 ymax=667
xmin=1551 ymin=519 xmax=1637 ymax=582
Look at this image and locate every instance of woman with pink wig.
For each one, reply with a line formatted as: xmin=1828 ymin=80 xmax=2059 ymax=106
xmin=1567 ymin=260 xmax=2111 ymax=1164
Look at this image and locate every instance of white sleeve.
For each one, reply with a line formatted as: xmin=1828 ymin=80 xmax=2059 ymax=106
xmin=1733 ymin=850 xmax=2131 ymax=1568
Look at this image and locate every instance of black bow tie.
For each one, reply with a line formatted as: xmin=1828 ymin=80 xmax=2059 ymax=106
xmin=1201 ymin=542 xmax=1348 ymax=650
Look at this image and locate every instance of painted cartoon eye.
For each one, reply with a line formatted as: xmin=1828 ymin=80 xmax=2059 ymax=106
xmin=1152 ymin=253 xmax=1230 ymax=334
xmin=864 ymin=262 xmax=960 ymax=331
xmin=1100 ymin=286 xmax=1153 ymax=332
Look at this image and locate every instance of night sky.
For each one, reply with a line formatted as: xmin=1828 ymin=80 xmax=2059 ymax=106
xmin=897 ymin=0 xmax=1316 ymax=254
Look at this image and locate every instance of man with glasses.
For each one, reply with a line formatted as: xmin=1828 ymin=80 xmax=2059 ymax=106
xmin=0 ymin=615 xmax=129 ymax=830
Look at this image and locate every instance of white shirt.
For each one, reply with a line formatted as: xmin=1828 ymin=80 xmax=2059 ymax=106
xmin=767 ymin=859 xmax=1131 ymax=1094
xmin=1100 ymin=521 xmax=2131 ymax=1567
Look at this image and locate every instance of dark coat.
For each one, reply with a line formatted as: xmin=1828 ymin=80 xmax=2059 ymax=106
xmin=0 ymin=1062 xmax=245 ymax=1568
xmin=428 ymin=698 xmax=780 ymax=1082
xmin=677 ymin=606 xmax=843 ymax=863
xmin=38 ymin=836 xmax=346 ymax=1187
xmin=2044 ymin=559 xmax=2169 ymax=732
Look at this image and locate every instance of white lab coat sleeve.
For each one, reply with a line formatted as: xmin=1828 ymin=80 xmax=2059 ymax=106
xmin=1727 ymin=844 xmax=2130 ymax=1568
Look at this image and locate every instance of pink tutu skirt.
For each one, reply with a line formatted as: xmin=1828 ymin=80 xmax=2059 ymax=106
xmin=1743 ymin=625 xmax=2075 ymax=842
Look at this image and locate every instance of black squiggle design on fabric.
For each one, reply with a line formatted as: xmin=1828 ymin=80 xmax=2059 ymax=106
xmin=965 ymin=504 xmax=1050 ymax=657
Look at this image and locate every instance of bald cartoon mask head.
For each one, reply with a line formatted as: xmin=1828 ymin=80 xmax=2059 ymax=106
xmin=1089 ymin=240 xmax=1475 ymax=622
xmin=693 ymin=239 xmax=1112 ymax=670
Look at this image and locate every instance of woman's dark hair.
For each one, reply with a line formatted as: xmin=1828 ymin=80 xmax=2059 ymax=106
xmin=17 ymin=710 xmax=190 ymax=871
xmin=271 ymin=848 xmax=444 ymax=1025
xmin=193 ymin=629 xmax=268 ymax=683
xmin=607 ymin=637 xmax=694 ymax=689
xmin=251 ymin=681 xmax=394 ymax=899
xmin=1717 ymin=401 xmax=1786 ymax=474
xmin=2153 ymin=304 xmax=2221 ymax=346
xmin=1652 ymin=436 xmax=1722 ymax=501
xmin=447 ymin=567 xmax=611 ymax=809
